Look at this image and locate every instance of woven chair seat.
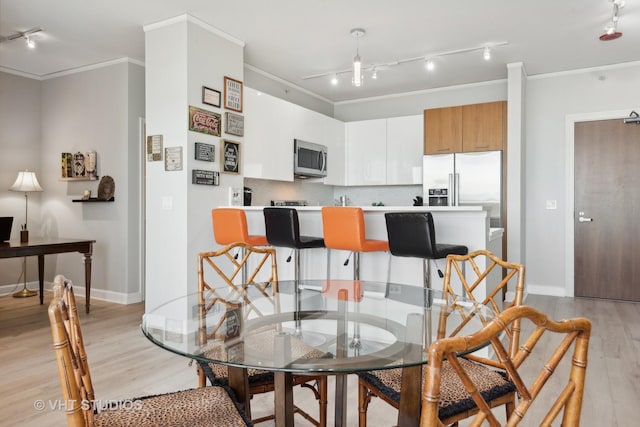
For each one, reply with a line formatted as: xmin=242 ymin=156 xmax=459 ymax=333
xmin=201 ymin=329 xmax=331 ymax=386
xmin=359 ymin=358 xmax=515 ymax=419
xmin=94 ymin=385 xmax=251 ymax=427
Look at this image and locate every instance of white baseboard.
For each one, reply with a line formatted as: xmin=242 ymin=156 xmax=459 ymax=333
xmin=524 ymin=283 xmax=567 ymax=297
xmin=0 ymin=281 xmax=143 ymax=304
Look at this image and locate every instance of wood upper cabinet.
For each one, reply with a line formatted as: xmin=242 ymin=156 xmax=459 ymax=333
xmin=462 ymin=101 xmax=506 ymax=152
xmin=424 ymin=106 xmax=462 ymax=154
xmin=424 ymin=101 xmax=506 ymax=154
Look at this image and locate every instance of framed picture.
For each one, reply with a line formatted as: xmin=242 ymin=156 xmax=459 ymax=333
xmin=189 ymin=106 xmax=221 ymax=136
xmin=221 ymin=139 xmax=241 ymax=174
xmin=202 ymin=86 xmax=221 ymax=108
xmin=225 ymin=112 xmax=244 ymax=136
xmin=224 ymin=76 xmax=243 ymax=112
xmin=194 ymin=142 xmax=215 ymax=161
xmin=164 ymin=146 xmax=183 ymax=171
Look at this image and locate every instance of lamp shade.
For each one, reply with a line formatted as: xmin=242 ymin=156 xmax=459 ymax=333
xmin=9 ymin=171 xmax=43 ymax=192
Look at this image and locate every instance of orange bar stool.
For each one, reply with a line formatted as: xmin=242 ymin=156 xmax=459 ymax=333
xmin=321 ymin=207 xmax=388 ymax=280
xmin=211 ymin=208 xmax=268 ymax=246
xmin=211 ymin=208 xmax=268 ymax=283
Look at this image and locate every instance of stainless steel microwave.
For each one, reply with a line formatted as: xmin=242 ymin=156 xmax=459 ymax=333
xmin=294 ymin=139 xmax=327 ymax=178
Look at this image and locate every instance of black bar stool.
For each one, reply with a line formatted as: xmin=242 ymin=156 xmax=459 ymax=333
xmin=263 ymin=207 xmax=325 ymax=282
xmin=384 ymin=211 xmax=468 ymax=290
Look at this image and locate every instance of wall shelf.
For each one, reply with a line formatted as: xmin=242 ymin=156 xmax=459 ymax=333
xmin=72 ymin=197 xmax=114 ymax=203
xmin=60 ymin=176 xmax=99 ymax=182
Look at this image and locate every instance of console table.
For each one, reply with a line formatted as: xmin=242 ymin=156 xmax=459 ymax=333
xmin=0 ymin=238 xmax=95 ymax=313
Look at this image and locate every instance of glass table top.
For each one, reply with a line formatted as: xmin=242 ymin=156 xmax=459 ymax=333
xmin=142 ymin=280 xmax=495 ymax=374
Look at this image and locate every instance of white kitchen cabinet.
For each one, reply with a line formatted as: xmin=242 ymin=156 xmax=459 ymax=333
xmin=243 ymin=87 xmax=294 ymax=181
xmin=345 ymin=119 xmax=387 ymax=185
xmin=322 ymin=115 xmax=346 ymax=185
xmin=292 ymin=105 xmax=325 ymax=144
xmin=386 ymin=115 xmax=423 ymax=184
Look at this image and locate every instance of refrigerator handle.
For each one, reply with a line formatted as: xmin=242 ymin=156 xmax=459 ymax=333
xmin=454 ymin=173 xmax=460 ymax=206
xmin=448 ymin=173 xmax=455 ymax=206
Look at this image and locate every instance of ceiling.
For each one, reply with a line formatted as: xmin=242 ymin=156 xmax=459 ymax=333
xmin=1 ymin=0 xmax=639 ymax=102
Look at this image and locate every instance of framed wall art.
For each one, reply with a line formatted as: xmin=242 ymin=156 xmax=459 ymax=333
xmin=188 ymin=106 xmax=221 ymax=136
xmin=224 ymin=76 xmax=243 ymax=112
xmin=194 ymin=142 xmax=215 ymax=162
xmin=202 ymin=86 xmax=221 ymax=108
xmin=225 ymin=112 xmax=244 ymax=136
xmin=221 ymin=139 xmax=241 ymax=174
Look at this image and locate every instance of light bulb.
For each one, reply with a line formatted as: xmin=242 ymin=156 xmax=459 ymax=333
xmin=331 ymin=74 xmax=338 ymax=85
xmin=483 ymin=47 xmax=491 ymax=61
xmin=425 ymin=59 xmax=435 ymax=71
xmin=352 ymin=54 xmax=362 ymax=87
xmin=372 ymin=68 xmax=377 ymax=79
xmin=26 ymin=36 xmax=35 ymax=49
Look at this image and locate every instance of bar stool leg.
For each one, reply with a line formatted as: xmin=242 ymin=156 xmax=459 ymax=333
xmin=350 ymin=252 xmax=362 ymax=352
xmin=423 ymin=259 xmax=432 ymax=346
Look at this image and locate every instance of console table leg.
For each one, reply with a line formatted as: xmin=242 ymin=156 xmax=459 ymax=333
xmin=84 ymin=244 xmax=93 ymax=313
xmin=38 ymin=255 xmax=45 ymax=305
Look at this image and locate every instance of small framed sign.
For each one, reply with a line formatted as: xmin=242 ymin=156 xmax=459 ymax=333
xmin=164 ymin=146 xmax=183 ymax=171
xmin=147 ymin=135 xmax=163 ymax=161
xmin=189 ymin=106 xmax=221 ymax=136
xmin=202 ymin=86 xmax=221 ymax=108
xmin=225 ymin=112 xmax=244 ymax=136
xmin=224 ymin=76 xmax=243 ymax=112
xmin=194 ymin=142 xmax=215 ymax=162
xmin=222 ymin=139 xmax=241 ymax=174
xmin=192 ymin=169 xmax=219 ymax=185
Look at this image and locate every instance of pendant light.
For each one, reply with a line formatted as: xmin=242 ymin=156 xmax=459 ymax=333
xmin=350 ymin=28 xmax=365 ymax=87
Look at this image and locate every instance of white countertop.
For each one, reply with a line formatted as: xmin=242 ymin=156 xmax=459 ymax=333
xmin=239 ymin=205 xmax=486 ymax=212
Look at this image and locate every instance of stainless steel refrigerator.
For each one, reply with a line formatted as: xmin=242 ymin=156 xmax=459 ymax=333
xmin=423 ymin=151 xmax=502 ymax=227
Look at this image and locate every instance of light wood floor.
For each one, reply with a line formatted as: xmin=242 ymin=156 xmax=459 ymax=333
xmin=1 ymin=291 xmax=638 ymax=426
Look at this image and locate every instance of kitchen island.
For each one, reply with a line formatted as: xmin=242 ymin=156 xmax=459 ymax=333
xmin=234 ymin=206 xmax=502 ymax=295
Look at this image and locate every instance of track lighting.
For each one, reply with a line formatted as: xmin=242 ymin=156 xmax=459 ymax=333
xmin=301 ymin=33 xmax=508 ymax=87
xmin=600 ymin=0 xmax=624 ymax=41
xmin=0 ymin=27 xmax=43 ymax=48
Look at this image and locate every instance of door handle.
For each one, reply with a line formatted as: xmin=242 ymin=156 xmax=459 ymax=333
xmin=578 ymin=216 xmax=593 ymax=222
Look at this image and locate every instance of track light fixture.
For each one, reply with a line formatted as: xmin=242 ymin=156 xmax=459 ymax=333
xmin=483 ymin=46 xmax=491 ymax=61
xmin=0 ymin=27 xmax=43 ymax=48
xmin=600 ymin=0 xmax=624 ymax=41
xmin=302 ymin=35 xmax=507 ymax=87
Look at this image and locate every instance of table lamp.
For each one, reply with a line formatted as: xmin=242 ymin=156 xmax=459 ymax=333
xmin=9 ymin=170 xmax=43 ymax=297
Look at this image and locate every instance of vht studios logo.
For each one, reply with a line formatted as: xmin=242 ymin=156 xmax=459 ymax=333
xmin=34 ymin=399 xmax=143 ymax=412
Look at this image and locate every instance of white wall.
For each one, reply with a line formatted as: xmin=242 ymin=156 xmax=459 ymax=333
xmin=39 ymin=61 xmax=145 ymax=300
xmin=144 ymin=16 xmax=245 ymax=311
xmin=0 ymin=72 xmax=42 ymax=287
xmin=525 ymin=62 xmax=640 ymax=296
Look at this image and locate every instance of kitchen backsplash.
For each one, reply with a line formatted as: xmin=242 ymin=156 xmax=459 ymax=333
xmin=244 ymin=178 xmax=422 ymax=207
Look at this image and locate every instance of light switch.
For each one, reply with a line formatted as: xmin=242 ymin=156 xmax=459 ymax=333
xmin=162 ymin=196 xmax=173 ymax=210
xmin=546 ymin=200 xmax=557 ymax=210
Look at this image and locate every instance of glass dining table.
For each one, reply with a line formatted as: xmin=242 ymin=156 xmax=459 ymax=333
xmin=142 ymin=279 xmax=495 ymax=427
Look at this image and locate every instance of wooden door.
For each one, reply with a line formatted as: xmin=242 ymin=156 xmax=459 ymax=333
xmin=462 ymin=101 xmax=505 ymax=152
xmin=423 ymin=106 xmax=462 ymax=154
xmin=574 ymin=119 xmax=640 ymax=301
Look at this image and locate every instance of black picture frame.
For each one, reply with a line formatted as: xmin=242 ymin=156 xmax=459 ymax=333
xmin=202 ymin=86 xmax=221 ymax=108
xmin=221 ymin=139 xmax=241 ymax=174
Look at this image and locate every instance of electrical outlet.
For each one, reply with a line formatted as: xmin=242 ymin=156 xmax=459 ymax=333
xmin=546 ymin=200 xmax=557 ymax=210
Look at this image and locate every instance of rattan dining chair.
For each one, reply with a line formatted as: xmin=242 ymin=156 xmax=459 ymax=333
xmin=358 ymin=249 xmax=525 ymax=427
xmin=48 ymin=274 xmax=253 ymax=427
xmin=421 ymin=305 xmax=591 ymax=426
xmin=196 ymin=242 xmax=328 ymax=427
